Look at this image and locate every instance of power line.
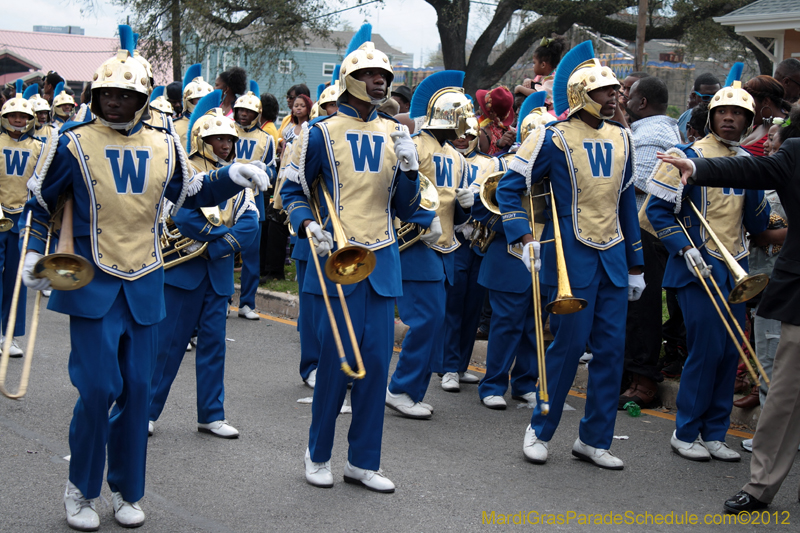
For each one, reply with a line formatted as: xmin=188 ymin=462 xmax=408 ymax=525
xmin=309 ymin=0 xmax=383 ymax=20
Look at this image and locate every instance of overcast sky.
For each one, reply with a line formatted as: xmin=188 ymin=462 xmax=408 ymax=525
xmin=0 ymin=0 xmax=466 ymax=68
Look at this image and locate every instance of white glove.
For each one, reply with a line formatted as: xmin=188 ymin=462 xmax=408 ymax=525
xmin=228 ymin=162 xmax=270 ymax=191
xmin=185 ymin=241 xmax=204 ymax=254
xmin=390 ymin=128 xmax=419 ymax=172
xmin=22 ymin=251 xmax=51 ymax=291
xmin=420 ymin=216 xmax=442 ymax=244
xmin=684 ymin=248 xmax=712 ymax=279
xmin=459 ymin=223 xmax=475 ymax=241
xmin=306 ymin=221 xmax=334 ymax=256
xmin=249 ymin=160 xmax=267 ymax=172
xmin=456 ymin=188 xmax=474 ymax=209
xmin=520 ymin=241 xmax=541 ymax=272
xmin=628 ymin=273 xmax=646 ymax=301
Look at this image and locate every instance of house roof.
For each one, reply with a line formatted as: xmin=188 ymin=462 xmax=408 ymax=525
xmin=715 ymin=0 xmax=800 ymax=31
xmin=296 ymin=30 xmax=406 ymax=57
xmin=721 ymin=0 xmax=800 ymax=18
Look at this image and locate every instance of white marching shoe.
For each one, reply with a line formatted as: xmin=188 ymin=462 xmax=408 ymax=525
xmin=147 ymin=420 xmax=154 ymax=437
xmin=64 ymin=481 xmax=99 ymax=532
xmin=305 ymin=368 xmax=317 ymax=389
xmin=1 ymin=336 xmax=23 ymax=358
xmin=670 ymin=431 xmax=711 ymax=462
xmin=304 ymin=448 xmax=333 ymax=488
xmin=441 ymin=372 xmax=460 ymax=392
xmin=512 ymin=391 xmax=537 ymax=404
xmin=343 ymin=461 xmax=395 ymax=493
xmin=482 ymin=395 xmax=507 ymax=410
xmin=705 ymin=440 xmax=741 ymax=462
xmin=523 ymin=425 xmax=548 ymax=464
xmin=741 ymin=438 xmax=753 ymax=453
xmin=111 ymin=491 xmax=145 ymax=528
xmin=385 ymin=389 xmax=432 ymax=419
xmin=238 ymin=305 xmax=260 ymax=320
xmin=197 ymin=420 xmax=239 ymax=439
xmin=459 ymin=372 xmax=480 ymax=384
xmin=571 ymin=438 xmax=624 ymax=470
xmin=418 ymin=401 xmax=434 ymax=414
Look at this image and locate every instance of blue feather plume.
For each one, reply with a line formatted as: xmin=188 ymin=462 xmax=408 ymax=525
xmin=186 ymin=90 xmax=222 ymax=152
xmin=133 ymin=32 xmax=140 ymax=49
xmin=54 ymin=81 xmax=64 ymax=98
xmin=516 ymin=91 xmax=548 ymax=143
xmin=345 ymin=23 xmax=372 ymax=57
xmin=118 ymin=25 xmax=135 ymax=55
xmin=553 ymin=40 xmax=594 ymax=116
xmin=249 ymin=80 xmax=260 ymax=98
xmin=331 ymin=65 xmax=341 ymax=85
xmin=14 ymin=79 xmax=23 ymax=96
xmin=23 ymin=84 xmax=39 ymax=100
xmin=724 ymin=62 xmax=744 ymax=87
xmin=317 ymin=83 xmax=326 ymax=101
xmin=409 ymin=70 xmax=465 ymax=119
xmin=150 ymin=86 xmax=164 ymax=102
xmin=183 ymin=63 xmax=203 ymax=91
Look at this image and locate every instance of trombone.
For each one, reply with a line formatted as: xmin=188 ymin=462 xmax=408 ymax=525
xmin=676 ymin=199 xmax=770 ymax=388
xmin=397 ymin=173 xmax=440 ymax=252
xmin=0 ymin=207 xmax=13 ymax=232
xmin=306 ymin=181 xmax=375 ymax=379
xmin=0 ymin=195 xmax=95 ymax=399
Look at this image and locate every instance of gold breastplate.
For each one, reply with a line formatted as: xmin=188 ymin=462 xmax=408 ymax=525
xmin=415 ymin=133 xmax=464 ymax=253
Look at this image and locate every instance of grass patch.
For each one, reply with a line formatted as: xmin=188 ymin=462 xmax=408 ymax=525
xmin=234 ymin=261 xmax=299 ymax=295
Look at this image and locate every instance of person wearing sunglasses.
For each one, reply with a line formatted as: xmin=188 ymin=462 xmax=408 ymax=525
xmin=773 ymin=57 xmax=800 ymax=104
xmin=678 ymin=73 xmax=720 ymax=142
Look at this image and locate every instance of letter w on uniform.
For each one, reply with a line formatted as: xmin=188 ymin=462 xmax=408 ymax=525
xmin=237 ymin=139 xmax=256 ymax=160
xmin=346 ymin=132 xmax=385 ymax=172
xmin=583 ymin=140 xmax=614 ymax=178
xmin=105 ymin=147 xmax=152 ymax=194
xmin=3 ymin=148 xmax=31 ymax=176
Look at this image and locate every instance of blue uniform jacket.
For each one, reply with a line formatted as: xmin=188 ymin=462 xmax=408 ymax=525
xmin=281 ymin=104 xmax=422 ymax=298
xmin=22 ymin=119 xmax=248 ymax=325
xmin=646 ymin=145 xmax=770 ymax=291
xmin=497 ymin=122 xmax=643 ymax=289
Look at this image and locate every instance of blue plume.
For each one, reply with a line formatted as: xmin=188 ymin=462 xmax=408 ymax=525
xmin=23 ymin=83 xmax=39 ymax=99
xmin=133 ymin=32 xmax=140 ymax=49
xmin=186 ymin=90 xmax=222 ymax=152
xmin=465 ymin=94 xmax=473 ymax=105
xmin=54 ymin=81 xmax=64 ymax=98
xmin=724 ymin=62 xmax=744 ymax=87
xmin=150 ymin=86 xmax=164 ymax=102
xmin=553 ymin=40 xmax=594 ymax=116
xmin=249 ymin=80 xmax=260 ymax=98
xmin=516 ymin=91 xmax=548 ymax=143
xmin=409 ymin=70 xmax=465 ymax=119
xmin=14 ymin=79 xmax=23 ymax=96
xmin=331 ymin=65 xmax=341 ymax=85
xmin=183 ymin=63 xmax=203 ymax=90
xmin=317 ymin=83 xmax=326 ymax=101
xmin=118 ymin=25 xmax=135 ymax=55
xmin=345 ymin=23 xmax=372 ymax=57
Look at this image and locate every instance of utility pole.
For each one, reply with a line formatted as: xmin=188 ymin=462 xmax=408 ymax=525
xmin=635 ymin=0 xmax=647 ymax=71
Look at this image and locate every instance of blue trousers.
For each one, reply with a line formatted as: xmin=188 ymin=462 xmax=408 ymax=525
xmin=390 ymin=278 xmax=446 ymax=403
xmin=296 ymin=259 xmax=319 ymax=381
xmin=675 ymin=282 xmax=742 ymax=442
xmin=438 ymin=246 xmax=485 ymax=374
xmin=239 ymin=223 xmax=261 ymax=309
xmin=530 ymin=264 xmax=627 ymax=449
xmin=68 ymin=291 xmax=156 ymax=501
xmin=0 ymin=230 xmax=25 ymax=337
xmin=308 ymin=281 xmax=393 ymax=470
xmin=478 ymin=288 xmax=542 ymax=399
xmin=149 ymin=276 xmax=227 ymax=424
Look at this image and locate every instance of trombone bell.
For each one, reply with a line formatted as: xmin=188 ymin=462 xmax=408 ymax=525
xmin=33 ymin=253 xmax=95 ymax=291
xmin=730 ymin=272 xmax=769 ymax=304
xmin=325 ymin=246 xmax=377 ymax=285
xmin=0 ymin=217 xmax=12 ymax=232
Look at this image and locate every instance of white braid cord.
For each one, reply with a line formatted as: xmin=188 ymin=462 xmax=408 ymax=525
xmin=73 ymin=103 xmax=88 ymax=123
xmin=457 ymin=153 xmax=469 ymax=189
xmin=168 ymin=116 xmax=198 ymax=215
xmin=285 ymin=121 xmax=311 ymax=198
xmin=507 ymin=125 xmax=546 ymax=191
xmin=645 ymin=147 xmax=688 ymax=215
xmin=31 ymin=126 xmax=60 ymax=214
xmin=235 ymin=188 xmax=258 ymax=223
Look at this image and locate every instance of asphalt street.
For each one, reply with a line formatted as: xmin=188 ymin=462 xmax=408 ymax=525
xmin=1 ymin=292 xmax=799 ymax=532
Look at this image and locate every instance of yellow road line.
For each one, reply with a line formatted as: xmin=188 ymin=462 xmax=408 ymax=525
xmin=244 ymin=308 xmax=754 ymax=439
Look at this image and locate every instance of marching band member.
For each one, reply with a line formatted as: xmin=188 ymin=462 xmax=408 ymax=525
xmin=647 ymin=80 xmax=770 ymax=462
xmin=148 ymin=86 xmax=175 ymax=128
xmin=473 ymin=92 xmax=551 ymax=409
xmin=19 ymin=28 xmax=269 ymax=530
xmin=22 ymin=84 xmax=58 ymax=145
xmin=233 ymin=81 xmax=277 ymax=320
xmin=281 ymin=29 xmax=422 ymax=492
xmin=0 ymin=80 xmax=46 ymax=357
xmin=149 ymin=90 xmax=259 ymax=439
xmin=437 ymin=119 xmax=499 ymax=392
xmin=173 ymin=63 xmax=214 ymax=148
xmin=499 ymin=42 xmax=644 ymax=469
xmin=52 ymin=81 xmax=76 ymax=125
xmin=386 ymin=70 xmax=472 ymax=419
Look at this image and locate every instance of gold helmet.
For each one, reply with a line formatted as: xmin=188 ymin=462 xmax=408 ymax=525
xmin=339 ymin=42 xmax=394 ymax=106
xmin=52 ymin=81 xmax=77 ymax=119
xmin=519 ymin=108 xmax=551 ymax=143
xmin=189 ymin=108 xmax=239 ymax=161
xmin=90 ymin=49 xmax=152 ymax=130
xmin=453 ymin=116 xmax=480 ymax=154
xmin=233 ymin=91 xmax=262 ymax=130
xmin=319 ymin=82 xmax=339 ymax=108
xmin=566 ymin=59 xmax=620 ymax=119
xmin=419 ymin=88 xmax=474 ymax=137
xmin=1 ymin=80 xmax=35 ymax=134
xmin=133 ymin=50 xmax=155 ymax=86
xmin=706 ymin=81 xmax=755 ymax=142
xmin=150 ymin=95 xmax=174 ymax=115
xmin=183 ymin=78 xmax=214 ymax=115
xmin=29 ymin=94 xmax=51 ymax=113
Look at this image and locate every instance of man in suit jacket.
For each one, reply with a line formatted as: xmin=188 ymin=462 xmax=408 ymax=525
xmin=659 ymin=138 xmax=800 ymax=513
